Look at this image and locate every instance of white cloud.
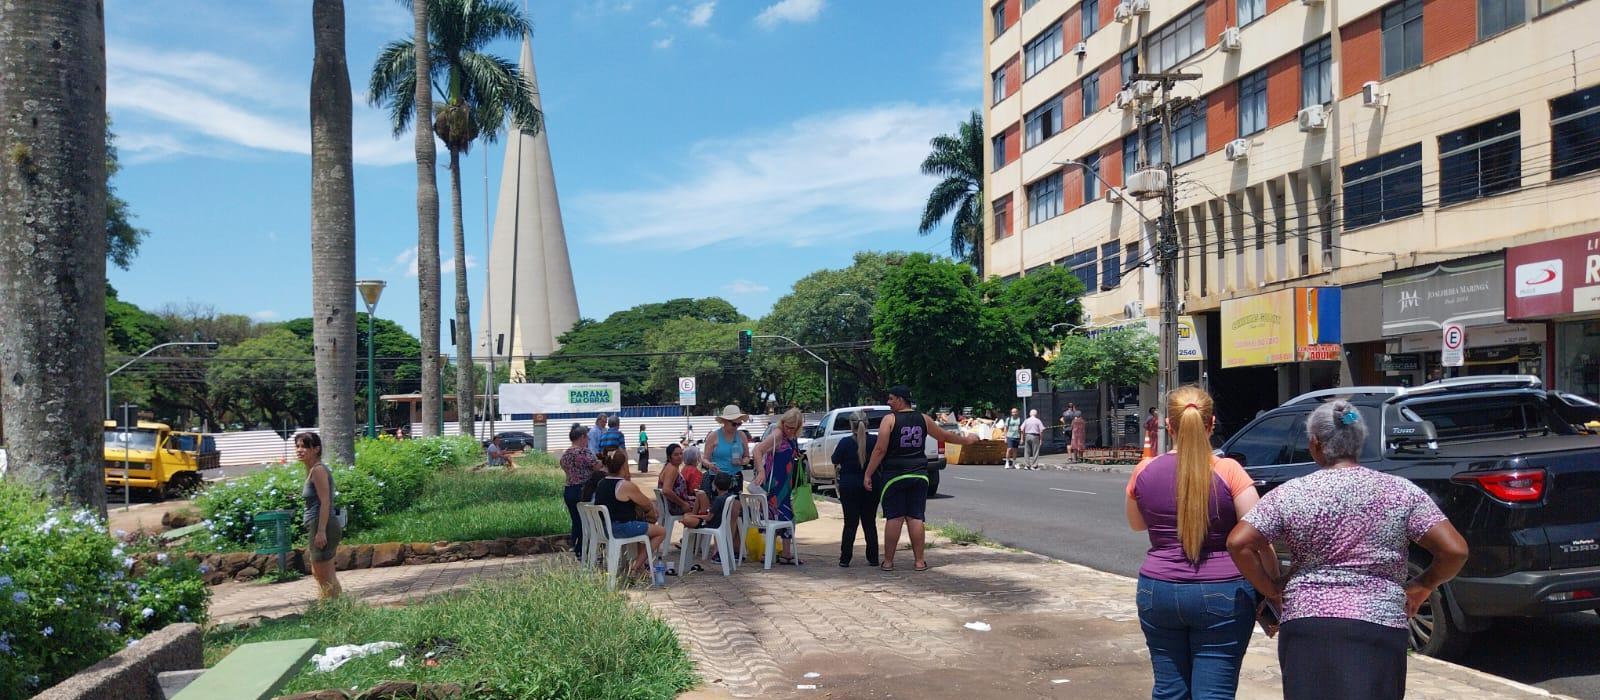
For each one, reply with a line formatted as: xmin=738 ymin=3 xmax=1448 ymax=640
xmin=395 ymin=246 xmax=479 ymax=278
xmin=723 ymin=280 xmax=770 ymax=295
xmin=251 ymin=310 xmax=280 ymax=321
xmin=649 ymin=17 xmax=667 ymax=27
xmin=575 ymin=102 xmax=967 ymax=250
xmin=654 ymin=36 xmax=675 ymax=49
xmin=686 ymin=1 xmax=716 ymax=26
xmin=755 ymin=0 xmax=824 ymax=29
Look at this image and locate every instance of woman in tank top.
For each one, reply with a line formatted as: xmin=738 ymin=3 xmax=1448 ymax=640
xmin=704 ymin=404 xmax=751 ymax=493
xmin=297 ymin=432 xmax=342 ymax=599
xmin=591 ymin=449 xmax=664 ymax=578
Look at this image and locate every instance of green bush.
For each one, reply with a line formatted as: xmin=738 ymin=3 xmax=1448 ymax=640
xmin=0 ymin=482 xmax=208 ymax=697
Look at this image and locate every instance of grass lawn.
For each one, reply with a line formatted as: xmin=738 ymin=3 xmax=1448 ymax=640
xmin=343 ymin=453 xmax=569 ymax=545
xmin=205 ymin=570 xmax=698 ymax=699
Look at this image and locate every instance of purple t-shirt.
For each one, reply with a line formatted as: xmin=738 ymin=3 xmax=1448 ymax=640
xmin=1243 ymin=466 xmax=1447 ymax=628
xmin=1127 ymin=454 xmax=1254 ymax=583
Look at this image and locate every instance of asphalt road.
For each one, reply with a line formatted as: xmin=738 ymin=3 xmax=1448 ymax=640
xmin=931 ymin=463 xmax=1600 ymax=700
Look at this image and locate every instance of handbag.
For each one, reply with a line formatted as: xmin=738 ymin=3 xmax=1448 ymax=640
xmin=790 ymin=447 xmax=818 ymax=524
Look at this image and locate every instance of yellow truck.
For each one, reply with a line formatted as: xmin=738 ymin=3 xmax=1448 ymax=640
xmin=103 ymin=420 xmax=220 ymax=499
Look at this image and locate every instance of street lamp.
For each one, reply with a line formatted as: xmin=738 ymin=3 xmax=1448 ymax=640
xmin=106 ymin=341 xmax=219 ymax=420
xmin=754 ymin=334 xmax=831 ymax=412
xmin=356 ymin=279 xmax=387 ymax=439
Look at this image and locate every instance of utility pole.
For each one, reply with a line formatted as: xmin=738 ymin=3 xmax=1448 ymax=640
xmin=1131 ymin=70 xmax=1199 ymax=452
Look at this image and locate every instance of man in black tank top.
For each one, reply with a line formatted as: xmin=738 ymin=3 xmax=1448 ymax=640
xmin=864 ymin=385 xmax=978 ymax=572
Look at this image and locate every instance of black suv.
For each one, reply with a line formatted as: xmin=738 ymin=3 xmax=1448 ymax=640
xmin=1218 ymin=376 xmax=1600 ymax=658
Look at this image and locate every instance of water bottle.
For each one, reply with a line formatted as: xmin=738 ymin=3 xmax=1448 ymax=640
xmin=652 ymin=560 xmax=666 ymax=587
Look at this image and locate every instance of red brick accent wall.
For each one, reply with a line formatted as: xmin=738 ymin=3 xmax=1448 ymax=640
xmin=994 ymin=194 xmax=1014 ymax=239
xmin=1004 ymin=124 xmax=1021 ymax=166
xmin=1064 ymin=85 xmax=1084 ymax=128
xmin=1267 ymin=0 xmax=1292 ymax=11
xmin=1341 ymin=12 xmax=1382 ymax=97
xmin=1208 ymin=83 xmax=1238 ymax=152
xmin=1101 ymin=60 xmax=1121 ymax=109
xmin=1005 ymin=0 xmax=1020 ymax=29
xmin=1206 ymin=0 xmax=1230 ymax=44
xmin=1063 ymin=167 xmax=1086 ymax=211
xmin=1101 ymin=141 xmax=1124 ymax=188
xmin=1423 ymin=0 xmax=1475 ymax=64
xmin=1266 ymin=51 xmax=1301 ymax=127
xmin=1099 ymin=0 xmax=1117 ymax=29
xmin=1063 ymin=8 xmax=1083 ymax=46
xmin=1004 ymin=54 xmax=1021 ymax=97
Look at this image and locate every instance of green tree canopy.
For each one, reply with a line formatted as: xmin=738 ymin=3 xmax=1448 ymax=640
xmin=532 ymin=297 xmax=745 ymax=405
xmin=1045 ymin=328 xmax=1158 ymax=390
xmin=105 ymin=123 xmax=148 ymax=270
xmin=761 ymin=251 xmax=899 ymax=404
xmin=987 ymin=266 xmax=1086 ymax=370
xmin=105 ymin=286 xmax=167 ymax=355
xmin=206 ymin=328 xmax=317 ymax=430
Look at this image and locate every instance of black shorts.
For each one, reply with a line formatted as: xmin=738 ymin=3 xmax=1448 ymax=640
xmin=879 ymin=474 xmax=928 ymax=521
xmin=1006 ymin=437 xmax=1020 ymax=449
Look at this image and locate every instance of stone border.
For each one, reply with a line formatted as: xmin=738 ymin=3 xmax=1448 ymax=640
xmin=32 ymin=623 xmax=202 ymax=700
xmin=151 ymin=535 xmax=570 ymax=585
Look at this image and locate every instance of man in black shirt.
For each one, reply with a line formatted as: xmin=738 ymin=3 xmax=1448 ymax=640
xmin=864 ymin=385 xmax=978 ymax=572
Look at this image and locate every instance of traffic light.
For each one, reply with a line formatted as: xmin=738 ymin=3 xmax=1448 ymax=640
xmin=738 ymin=329 xmax=753 ymax=354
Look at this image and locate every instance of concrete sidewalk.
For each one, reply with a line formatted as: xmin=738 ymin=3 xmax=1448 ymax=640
xmin=633 ymin=498 xmax=1572 ymax=700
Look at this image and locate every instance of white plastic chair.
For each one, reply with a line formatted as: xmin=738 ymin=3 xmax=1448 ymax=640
xmin=576 ymin=503 xmax=605 ymax=569
xmin=654 ymin=487 xmax=683 ymax=557
xmin=677 ymin=495 xmax=741 ymax=577
xmin=740 ymin=493 xmax=796 ymax=570
xmin=579 ymin=503 xmax=656 ymax=589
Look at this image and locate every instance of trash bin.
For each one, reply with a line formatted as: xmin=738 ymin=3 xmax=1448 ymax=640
xmin=254 ymin=510 xmax=294 ymax=572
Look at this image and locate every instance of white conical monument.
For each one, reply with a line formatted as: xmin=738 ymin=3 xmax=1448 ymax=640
xmin=485 ymin=33 xmax=579 ymax=380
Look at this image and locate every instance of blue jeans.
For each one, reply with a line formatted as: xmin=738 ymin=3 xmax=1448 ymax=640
xmin=1136 ymin=576 xmax=1256 ymax=700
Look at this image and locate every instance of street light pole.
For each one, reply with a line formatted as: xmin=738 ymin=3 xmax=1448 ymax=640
xmin=106 ymin=341 xmax=219 ymax=420
xmin=754 ymin=334 xmax=830 ymax=412
xmin=357 ymin=280 xmax=387 ymax=439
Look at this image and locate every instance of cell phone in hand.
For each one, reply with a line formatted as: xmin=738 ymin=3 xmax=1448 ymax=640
xmin=1256 ymin=598 xmax=1283 ymax=638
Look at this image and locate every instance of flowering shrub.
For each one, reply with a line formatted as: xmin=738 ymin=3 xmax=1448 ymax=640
xmin=0 ymin=482 xmax=207 ymax=697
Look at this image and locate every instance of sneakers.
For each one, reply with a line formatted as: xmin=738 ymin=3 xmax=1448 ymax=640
xmin=1004 ymin=460 xmax=1015 ymax=469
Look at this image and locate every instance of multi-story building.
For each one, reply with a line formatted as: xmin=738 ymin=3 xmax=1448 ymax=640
xmin=983 ymin=0 xmax=1600 ymax=435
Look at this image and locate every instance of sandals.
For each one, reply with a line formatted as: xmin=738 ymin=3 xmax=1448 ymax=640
xmin=914 ymin=562 xmax=930 ymax=572
xmin=777 ymin=556 xmax=802 ymax=566
xmin=880 ymin=562 xmax=895 ymax=572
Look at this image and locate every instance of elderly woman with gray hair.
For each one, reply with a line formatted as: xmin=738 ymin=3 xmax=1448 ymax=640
xmin=1227 ymin=400 xmax=1469 ymax=700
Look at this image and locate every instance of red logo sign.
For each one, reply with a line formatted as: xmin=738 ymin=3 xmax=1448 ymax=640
xmin=1506 ymin=231 xmax=1600 ymax=319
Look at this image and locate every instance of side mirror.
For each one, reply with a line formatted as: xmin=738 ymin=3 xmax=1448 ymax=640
xmin=1387 ymin=421 xmax=1438 ymax=452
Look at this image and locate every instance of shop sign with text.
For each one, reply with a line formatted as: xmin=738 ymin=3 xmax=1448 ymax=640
xmin=1223 ymin=290 xmax=1296 ymax=368
xmin=1506 ymin=231 xmax=1600 ymax=319
xmin=1088 ymin=316 xmax=1205 ymax=361
xmin=1295 ymin=287 xmax=1343 ymax=361
xmin=1381 ymin=256 xmax=1505 ymax=336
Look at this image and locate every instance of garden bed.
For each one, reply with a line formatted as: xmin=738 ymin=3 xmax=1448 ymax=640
xmin=204 ymin=570 xmax=697 ymax=699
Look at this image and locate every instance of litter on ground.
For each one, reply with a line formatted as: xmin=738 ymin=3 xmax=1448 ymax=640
xmin=963 ymin=621 xmax=992 ymax=632
xmin=311 ymin=642 xmax=403 ymax=672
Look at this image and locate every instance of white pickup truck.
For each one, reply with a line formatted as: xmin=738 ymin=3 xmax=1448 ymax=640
xmin=804 ymin=405 xmax=947 ymax=497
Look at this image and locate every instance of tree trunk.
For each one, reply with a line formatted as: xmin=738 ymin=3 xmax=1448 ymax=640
xmin=309 ymin=0 xmax=358 ymax=465
xmin=448 ymin=148 xmax=475 ymax=439
xmin=413 ymin=0 xmax=443 ymax=437
xmin=0 ymin=0 xmax=109 ymax=512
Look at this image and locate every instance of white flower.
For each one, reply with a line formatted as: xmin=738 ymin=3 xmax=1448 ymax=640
xmin=156 ymin=553 xmax=168 ymax=563
xmin=127 ymin=638 xmax=141 ymax=647
xmin=53 ymin=598 xmax=65 ymax=607
xmin=123 ymin=557 xmax=136 ymax=569
xmin=141 ymin=607 xmax=155 ymax=619
xmin=41 ymin=626 xmax=52 ymax=637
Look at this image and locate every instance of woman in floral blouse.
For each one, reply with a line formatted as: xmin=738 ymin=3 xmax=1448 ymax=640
xmin=1227 ymin=400 xmax=1468 ymax=700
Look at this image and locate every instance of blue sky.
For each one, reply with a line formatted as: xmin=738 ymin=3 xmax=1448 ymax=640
xmin=104 ymin=0 xmax=980 ymax=339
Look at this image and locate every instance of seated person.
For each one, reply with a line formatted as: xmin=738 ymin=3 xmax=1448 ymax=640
xmin=591 ymin=450 xmax=664 ymax=577
xmin=679 ymin=472 xmax=738 ymax=539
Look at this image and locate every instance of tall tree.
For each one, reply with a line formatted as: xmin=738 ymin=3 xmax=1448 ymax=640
xmin=310 ymin=0 xmax=359 ymax=465
xmin=762 ymin=251 xmax=901 ymax=401
xmin=369 ymin=0 xmax=542 ymax=439
xmin=410 ymin=0 xmax=443 ymax=436
xmin=105 ymin=123 xmax=148 ymax=271
xmin=0 ymin=0 xmax=109 ymax=511
xmin=917 ymin=110 xmax=985 ymax=275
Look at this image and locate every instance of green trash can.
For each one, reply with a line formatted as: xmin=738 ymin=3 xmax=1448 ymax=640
xmin=253 ymin=509 xmax=294 ymax=573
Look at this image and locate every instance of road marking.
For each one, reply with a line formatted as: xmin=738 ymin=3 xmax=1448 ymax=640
xmin=1049 ymin=487 xmax=1097 ymax=495
xmin=954 ymin=476 xmax=983 ymax=482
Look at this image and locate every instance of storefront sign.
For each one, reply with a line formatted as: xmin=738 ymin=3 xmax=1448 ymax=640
xmin=1087 ymin=316 xmax=1205 ymax=361
xmin=1380 ymin=353 xmax=1421 ymax=372
xmin=1295 ymin=287 xmax=1343 ymax=361
xmin=1505 ymin=231 xmax=1600 ymax=319
xmin=499 ymin=382 xmax=622 ymax=414
xmin=1222 ymin=290 xmax=1296 ymax=368
xmin=1381 ymin=256 xmax=1505 ymax=336
xmin=1398 ymin=322 xmax=1545 ymax=353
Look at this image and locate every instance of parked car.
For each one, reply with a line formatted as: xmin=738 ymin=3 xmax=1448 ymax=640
xmin=1219 ymin=375 xmax=1600 ymax=659
xmin=491 ymin=431 xmax=537 ymax=452
xmin=805 ymin=405 xmax=947 ymax=497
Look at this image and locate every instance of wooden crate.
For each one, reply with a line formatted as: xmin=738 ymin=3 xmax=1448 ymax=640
xmin=947 ymin=440 xmax=1009 ymax=465
xmin=1081 ymin=447 xmax=1144 ymax=465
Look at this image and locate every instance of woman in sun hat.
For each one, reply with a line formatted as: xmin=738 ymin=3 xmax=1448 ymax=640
xmin=704 ymin=404 xmax=752 ymax=494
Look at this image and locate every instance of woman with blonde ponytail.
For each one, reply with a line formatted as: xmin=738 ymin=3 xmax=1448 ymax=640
xmin=829 ymin=410 xmax=879 ymax=567
xmin=1125 ymin=386 xmax=1268 ymax=699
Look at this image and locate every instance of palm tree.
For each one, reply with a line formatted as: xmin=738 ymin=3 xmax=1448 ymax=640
xmin=917 ymin=110 xmax=986 ymax=275
xmin=0 ymin=0 xmax=109 ymax=512
xmin=310 ymin=0 xmax=359 ymax=465
xmin=370 ymin=0 xmax=542 ymax=440
xmin=410 ymin=0 xmax=443 ymax=437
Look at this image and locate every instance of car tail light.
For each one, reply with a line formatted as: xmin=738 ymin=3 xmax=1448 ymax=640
xmin=1546 ymin=589 xmax=1596 ymax=602
xmin=1452 ymin=469 xmax=1546 ymax=503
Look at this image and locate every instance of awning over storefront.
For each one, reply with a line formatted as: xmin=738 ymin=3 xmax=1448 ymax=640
xmin=1506 ymin=230 xmax=1600 ymax=320
xmin=1221 ymin=287 xmax=1342 ymax=368
xmin=1380 ymin=254 xmax=1505 ymax=336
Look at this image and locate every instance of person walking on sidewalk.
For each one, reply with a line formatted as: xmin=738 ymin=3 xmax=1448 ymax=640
xmin=831 ymin=410 xmax=879 ymax=568
xmin=1003 ymin=408 xmax=1023 ymax=469
xmin=560 ymin=425 xmax=601 ymax=560
xmin=587 ymin=414 xmax=608 ymax=457
xmin=1125 ymin=386 xmax=1268 ymax=700
xmin=1145 ymin=407 xmax=1161 ymax=453
xmin=865 ymin=386 xmax=978 ymax=572
xmin=637 ymin=424 xmax=651 ymax=473
xmin=1021 ymin=409 xmax=1045 ymax=469
xmin=1227 ymin=401 xmax=1468 ymax=700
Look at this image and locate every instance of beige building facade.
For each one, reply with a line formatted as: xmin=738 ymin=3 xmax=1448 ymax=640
xmin=982 ymin=0 xmax=1600 ymax=432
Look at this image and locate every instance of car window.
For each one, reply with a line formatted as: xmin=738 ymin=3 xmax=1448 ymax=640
xmin=1400 ymin=395 xmax=1548 ymax=441
xmin=1225 ymin=414 xmax=1296 ymax=468
xmin=175 ymin=435 xmax=197 ymax=452
xmin=1284 ymin=413 xmax=1313 ymax=464
xmin=831 ymin=410 xmax=889 ymax=432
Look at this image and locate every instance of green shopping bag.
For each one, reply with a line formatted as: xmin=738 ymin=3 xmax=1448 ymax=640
xmin=791 ymin=458 xmax=819 ymax=524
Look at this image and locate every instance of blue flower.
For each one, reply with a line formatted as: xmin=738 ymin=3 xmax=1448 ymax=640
xmin=41 ymin=626 xmax=52 ymax=637
xmin=11 ymin=591 xmax=27 ymax=604
xmin=0 ymin=633 xmax=12 ymax=654
xmin=0 ymin=575 xmax=11 ymax=587
xmin=25 ymin=675 xmax=38 ymax=687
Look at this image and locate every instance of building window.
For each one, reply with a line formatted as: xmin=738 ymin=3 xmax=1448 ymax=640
xmin=1028 ymin=173 xmax=1064 ymax=225
xmin=1238 ymin=0 xmax=1265 ymax=25
xmin=1439 ymin=112 xmax=1520 ymax=205
xmin=1025 ymin=24 xmax=1064 ymax=78
xmin=1082 ymin=0 xmax=1101 ymax=37
xmin=1121 ymin=48 xmax=1139 ymax=88
xmin=1478 ymin=0 xmax=1525 ymax=37
xmin=994 ymin=196 xmax=1014 ymax=239
xmin=1342 ymin=143 xmax=1423 ymax=229
xmin=1381 ymin=0 xmax=1424 ymax=78
xmin=1539 ymin=0 xmax=1580 ymax=13
xmin=992 ymin=133 xmax=1008 ymax=171
xmin=993 ymin=0 xmax=1009 ymax=38
xmin=992 ymin=65 xmax=1008 ymax=105
xmin=1082 ymin=151 xmax=1103 ymax=202
xmin=1123 ymin=131 xmax=1144 ymax=172
xmin=1552 ymin=83 xmax=1600 ymax=180
xmin=1301 ymin=37 xmax=1332 ymax=107
xmin=1025 ymin=96 xmax=1062 ymax=149
xmin=1144 ymin=98 xmax=1207 ymax=165
xmin=1082 ymin=72 xmax=1100 ymax=116
xmin=1100 ymin=241 xmax=1122 ymax=289
xmin=1024 ymin=0 xmax=1042 ymax=10
xmin=1146 ymin=4 xmax=1207 ymax=73
xmin=1064 ymin=248 xmax=1099 ymax=291
xmin=1238 ymin=69 xmax=1267 ymax=137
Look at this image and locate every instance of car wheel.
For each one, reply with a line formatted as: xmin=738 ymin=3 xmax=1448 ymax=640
xmin=1407 ymin=561 xmax=1472 ymax=659
xmin=927 ymin=469 xmax=941 ymax=498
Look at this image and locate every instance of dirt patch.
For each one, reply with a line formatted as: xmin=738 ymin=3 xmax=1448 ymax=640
xmin=105 ymin=498 xmax=199 ymax=537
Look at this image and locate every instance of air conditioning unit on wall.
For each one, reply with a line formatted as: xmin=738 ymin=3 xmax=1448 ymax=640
xmin=1220 ymin=26 xmax=1242 ymax=52
xmin=1362 ymin=81 xmax=1387 ymax=108
xmin=1134 ymin=80 xmax=1159 ymax=99
xmin=1124 ymin=301 xmax=1145 ymax=319
xmin=1073 ymin=41 xmax=1088 ymax=57
xmin=1115 ymin=89 xmax=1135 ymax=110
xmin=1130 ymin=0 xmax=1151 ymax=14
xmin=1102 ymin=187 xmax=1123 ymax=204
xmin=1114 ymin=1 xmax=1133 ymax=23
xmin=1297 ymin=104 xmax=1328 ymax=131
xmin=1224 ymin=139 xmax=1250 ymax=161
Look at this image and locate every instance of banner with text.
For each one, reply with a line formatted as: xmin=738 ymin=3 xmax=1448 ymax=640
xmin=499 ymin=382 xmax=622 ymax=415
